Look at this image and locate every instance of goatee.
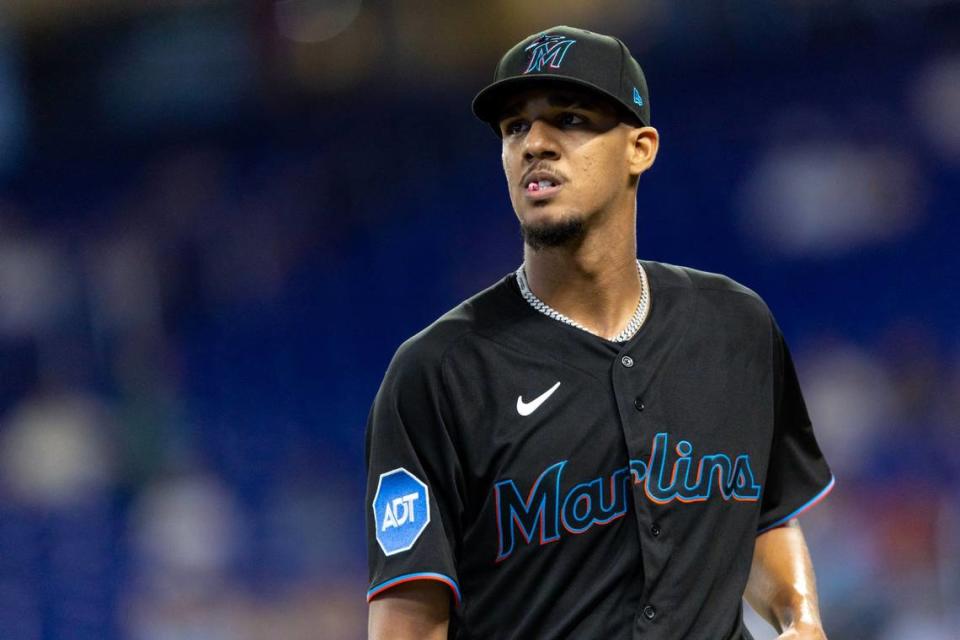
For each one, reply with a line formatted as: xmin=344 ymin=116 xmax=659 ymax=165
xmin=520 ymin=217 xmax=586 ymax=251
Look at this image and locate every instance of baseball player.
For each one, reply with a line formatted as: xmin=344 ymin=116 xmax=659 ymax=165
xmin=365 ymin=26 xmax=835 ymax=640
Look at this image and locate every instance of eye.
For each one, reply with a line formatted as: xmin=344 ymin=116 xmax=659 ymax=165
xmin=558 ymin=112 xmax=586 ymax=127
xmin=502 ymin=119 xmax=529 ymax=136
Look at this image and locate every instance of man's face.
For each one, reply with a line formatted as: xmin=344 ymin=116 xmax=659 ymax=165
xmin=498 ymin=87 xmax=637 ymax=249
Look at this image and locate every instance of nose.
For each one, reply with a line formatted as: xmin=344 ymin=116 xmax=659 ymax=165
xmin=523 ymin=119 xmax=560 ymax=162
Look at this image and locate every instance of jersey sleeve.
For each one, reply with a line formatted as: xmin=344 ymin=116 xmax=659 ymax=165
xmin=757 ymin=318 xmax=835 ymax=533
xmin=365 ymin=341 xmax=464 ymax=606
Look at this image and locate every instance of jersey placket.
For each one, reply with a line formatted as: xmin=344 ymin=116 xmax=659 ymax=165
xmin=610 ymin=264 xmax=698 ymax=635
xmin=612 ymin=351 xmax=666 ymax=632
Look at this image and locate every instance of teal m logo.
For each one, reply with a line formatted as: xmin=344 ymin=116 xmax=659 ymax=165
xmin=524 ymin=34 xmax=577 ymax=73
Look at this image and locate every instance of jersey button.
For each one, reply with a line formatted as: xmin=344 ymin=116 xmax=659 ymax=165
xmin=650 ymin=523 xmax=661 ymax=537
xmin=621 ymin=355 xmax=634 ymax=368
xmin=642 ymin=605 xmax=657 ymax=620
xmin=633 ymin=397 xmax=645 ymax=411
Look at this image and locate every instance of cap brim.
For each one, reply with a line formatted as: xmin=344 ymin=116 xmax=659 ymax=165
xmin=471 ymin=74 xmax=630 ymax=136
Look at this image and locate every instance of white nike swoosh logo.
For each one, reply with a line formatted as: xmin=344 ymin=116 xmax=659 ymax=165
xmin=516 ymin=381 xmax=561 ymax=416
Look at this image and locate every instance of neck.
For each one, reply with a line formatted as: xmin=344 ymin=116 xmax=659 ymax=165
xmin=522 ymin=205 xmax=641 ymax=341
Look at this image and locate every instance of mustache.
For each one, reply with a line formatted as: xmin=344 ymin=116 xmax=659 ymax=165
xmin=520 ymin=165 xmax=568 ymax=187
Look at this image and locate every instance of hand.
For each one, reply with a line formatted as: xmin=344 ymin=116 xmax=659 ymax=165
xmin=776 ymin=622 xmax=827 ymax=640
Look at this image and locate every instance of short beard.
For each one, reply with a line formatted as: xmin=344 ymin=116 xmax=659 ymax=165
xmin=520 ymin=217 xmax=587 ymax=251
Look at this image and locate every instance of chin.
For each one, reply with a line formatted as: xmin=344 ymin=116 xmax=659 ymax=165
xmin=518 ymin=210 xmax=588 ymax=250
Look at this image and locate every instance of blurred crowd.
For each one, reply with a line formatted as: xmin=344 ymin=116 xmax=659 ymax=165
xmin=0 ymin=2 xmax=957 ymax=639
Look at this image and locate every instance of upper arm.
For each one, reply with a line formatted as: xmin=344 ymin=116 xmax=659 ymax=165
xmin=757 ymin=318 xmax=835 ymax=533
xmin=365 ymin=343 xmax=464 ymax=617
xmin=369 ymin=581 xmax=450 ymax=640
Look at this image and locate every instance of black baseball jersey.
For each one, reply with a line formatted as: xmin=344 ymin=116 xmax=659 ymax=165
xmin=365 ymin=260 xmax=834 ymax=639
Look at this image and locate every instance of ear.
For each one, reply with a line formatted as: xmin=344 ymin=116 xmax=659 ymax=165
xmin=627 ymin=126 xmax=659 ymax=179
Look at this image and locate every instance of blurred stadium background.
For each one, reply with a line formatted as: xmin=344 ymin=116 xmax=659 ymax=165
xmin=0 ymin=1 xmax=957 ymax=638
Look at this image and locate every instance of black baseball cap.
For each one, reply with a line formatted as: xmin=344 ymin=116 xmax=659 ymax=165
xmin=472 ymin=26 xmax=650 ymax=136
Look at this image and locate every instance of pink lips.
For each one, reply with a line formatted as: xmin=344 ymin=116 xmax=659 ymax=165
xmin=522 ymin=167 xmax=565 ymax=200
xmin=525 ymin=181 xmax=563 ymax=199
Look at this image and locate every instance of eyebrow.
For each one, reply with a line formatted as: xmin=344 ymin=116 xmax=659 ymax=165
xmin=498 ymin=94 xmax=600 ymax=120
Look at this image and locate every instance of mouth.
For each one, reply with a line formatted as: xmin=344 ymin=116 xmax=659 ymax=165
xmin=522 ymin=170 xmax=565 ymax=200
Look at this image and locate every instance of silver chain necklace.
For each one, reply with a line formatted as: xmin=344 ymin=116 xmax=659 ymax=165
xmin=515 ymin=260 xmax=651 ymax=342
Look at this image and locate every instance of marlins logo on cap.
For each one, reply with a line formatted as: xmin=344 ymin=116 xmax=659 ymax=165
xmin=523 ymin=33 xmax=577 ymax=73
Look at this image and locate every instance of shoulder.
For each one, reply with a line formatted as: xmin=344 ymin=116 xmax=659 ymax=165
xmin=646 ymin=260 xmax=762 ymax=299
xmin=645 ymin=260 xmax=774 ymax=334
xmin=385 ymin=273 xmax=521 ymax=383
xmin=647 ymin=260 xmax=770 ymax=309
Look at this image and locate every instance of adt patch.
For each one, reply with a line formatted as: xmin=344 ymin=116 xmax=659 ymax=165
xmin=373 ymin=468 xmax=430 ymax=556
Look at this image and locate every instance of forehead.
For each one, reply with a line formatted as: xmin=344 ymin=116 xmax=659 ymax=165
xmin=497 ymin=86 xmax=617 ymax=121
